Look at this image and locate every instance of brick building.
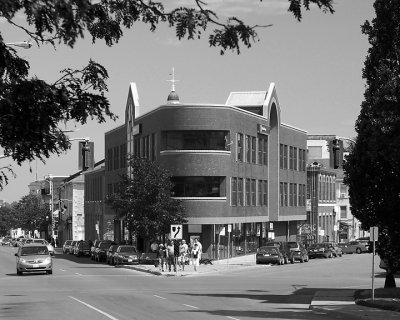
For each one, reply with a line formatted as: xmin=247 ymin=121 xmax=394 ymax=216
xmin=99 ymin=81 xmax=308 ymax=258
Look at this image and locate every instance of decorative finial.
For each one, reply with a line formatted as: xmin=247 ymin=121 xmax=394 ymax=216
xmin=167 ymin=67 xmax=180 ymax=104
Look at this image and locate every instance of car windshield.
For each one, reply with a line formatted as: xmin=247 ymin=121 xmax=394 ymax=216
xmin=79 ymin=242 xmax=91 ymax=249
xmin=21 ymin=246 xmax=49 ymax=255
xmin=119 ymin=246 xmax=136 ymax=253
xmin=33 ymin=240 xmax=46 ymax=244
xmin=100 ymin=242 xmax=112 ymax=249
xmin=287 ymin=242 xmax=299 ymax=249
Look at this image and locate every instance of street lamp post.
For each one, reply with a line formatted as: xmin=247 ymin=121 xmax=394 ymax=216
xmin=45 ymin=174 xmax=55 ymax=240
xmin=5 ymin=40 xmax=32 ymax=49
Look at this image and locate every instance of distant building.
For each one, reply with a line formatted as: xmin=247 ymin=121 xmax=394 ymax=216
xmin=306 ymin=134 xmax=364 ymax=243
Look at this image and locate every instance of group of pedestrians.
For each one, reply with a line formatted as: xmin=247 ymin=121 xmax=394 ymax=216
xmin=156 ymin=238 xmax=202 ymax=272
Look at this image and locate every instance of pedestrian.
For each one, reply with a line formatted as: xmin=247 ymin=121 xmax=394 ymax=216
xmin=178 ymin=239 xmax=188 ymax=271
xmin=166 ymin=240 xmax=176 ymax=272
xmin=191 ymin=243 xmax=200 ymax=271
xmin=157 ymin=244 xmax=167 ymax=272
xmin=193 ymin=238 xmax=202 ymax=262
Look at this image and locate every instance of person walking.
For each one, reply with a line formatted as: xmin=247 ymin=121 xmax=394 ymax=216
xmin=193 ymin=238 xmax=202 ymax=262
xmin=157 ymin=244 xmax=167 ymax=272
xmin=166 ymin=240 xmax=176 ymax=272
xmin=191 ymin=243 xmax=200 ymax=271
xmin=178 ymin=240 xmax=188 ymax=271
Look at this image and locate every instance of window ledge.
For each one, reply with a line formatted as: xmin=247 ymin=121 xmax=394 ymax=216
xmin=160 ymin=150 xmax=231 ymax=155
xmin=171 ymin=197 xmax=227 ymax=201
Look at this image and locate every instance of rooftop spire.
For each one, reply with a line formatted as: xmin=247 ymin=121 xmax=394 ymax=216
xmin=167 ymin=67 xmax=180 ymax=104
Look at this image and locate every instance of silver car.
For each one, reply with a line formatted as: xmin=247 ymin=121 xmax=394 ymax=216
xmin=15 ymin=244 xmax=53 ymax=275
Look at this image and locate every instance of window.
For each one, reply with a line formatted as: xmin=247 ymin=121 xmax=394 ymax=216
xmin=280 ymin=144 xmax=288 ymax=169
xmin=134 ymin=136 xmax=140 ymax=157
xmin=263 ymin=180 xmax=268 ymax=206
xmin=263 ymin=138 xmax=268 ymax=165
xmin=120 ymin=144 xmax=126 ymax=168
xmin=257 ymin=180 xmax=262 ymax=206
xmin=161 ymin=130 xmax=228 ymax=151
xmin=246 ymin=135 xmax=251 ymax=163
xmin=251 ymin=179 xmax=256 ymax=206
xmin=144 ymin=135 xmax=150 ymax=159
xmin=231 ymin=178 xmax=237 ymax=206
xmin=258 ymin=138 xmax=263 ymax=164
xmin=340 ymin=206 xmax=347 ymax=219
xmin=251 ymin=137 xmax=256 ymax=164
xmin=238 ymin=178 xmax=243 ymax=206
xmin=280 ymin=182 xmax=288 ymax=206
xmin=289 ymin=146 xmax=294 ymax=170
xmin=245 ymin=179 xmax=251 ymax=206
xmin=113 ymin=147 xmax=119 ymax=170
xmin=293 ymin=147 xmax=298 ymax=170
xmin=107 ymin=149 xmax=113 ymax=171
xmin=171 ymin=177 xmax=225 ymax=197
xmin=237 ymin=133 xmax=243 ymax=161
xmin=151 ymin=133 xmax=156 ymax=161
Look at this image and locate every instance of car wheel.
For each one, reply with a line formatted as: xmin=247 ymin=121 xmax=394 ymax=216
xmin=17 ymin=269 xmax=22 ymax=276
xmin=300 ymin=257 xmax=304 ymax=263
xmin=47 ymin=270 xmax=53 ymax=275
xmin=305 ymin=255 xmax=309 ymax=262
xmin=291 ymin=259 xmax=294 ymax=264
xmin=356 ymin=248 xmax=362 ymax=254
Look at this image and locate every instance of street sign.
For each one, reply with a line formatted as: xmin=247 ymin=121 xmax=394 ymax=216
xmin=170 ymin=224 xmax=183 ymax=239
xmin=370 ymin=227 xmax=378 ymax=241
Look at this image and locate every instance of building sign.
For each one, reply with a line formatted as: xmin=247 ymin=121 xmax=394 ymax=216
xmin=257 ymin=124 xmax=270 ymax=135
xmin=170 ymin=224 xmax=183 ymax=239
xmin=132 ymin=124 xmax=142 ymax=136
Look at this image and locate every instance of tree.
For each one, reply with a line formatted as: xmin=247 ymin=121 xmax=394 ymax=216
xmin=0 ymin=0 xmax=334 ymax=190
xmin=344 ymin=0 xmax=400 ymax=288
xmin=13 ymin=193 xmax=50 ymax=236
xmin=106 ymin=156 xmax=186 ymax=245
xmin=0 ymin=203 xmax=17 ymax=235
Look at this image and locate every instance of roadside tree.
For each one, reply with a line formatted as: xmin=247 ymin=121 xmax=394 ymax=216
xmin=13 ymin=194 xmax=50 ymax=237
xmin=344 ymin=0 xmax=400 ymax=288
xmin=0 ymin=203 xmax=17 ymax=235
xmin=106 ymin=156 xmax=186 ymax=246
xmin=0 ymin=0 xmax=334 ymax=190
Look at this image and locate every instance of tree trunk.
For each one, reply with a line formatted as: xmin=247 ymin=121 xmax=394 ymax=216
xmin=384 ymin=269 xmax=397 ymax=288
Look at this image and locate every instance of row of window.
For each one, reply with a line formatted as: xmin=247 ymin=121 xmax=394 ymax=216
xmin=279 ymin=144 xmax=307 ymax=171
xmin=134 ymin=133 xmax=156 ymax=161
xmin=231 ymin=177 xmax=268 ymax=207
xmin=106 ymin=144 xmax=127 ymax=172
xmin=237 ymin=134 xmax=268 ymax=165
xmin=279 ymin=182 xmax=306 ymax=207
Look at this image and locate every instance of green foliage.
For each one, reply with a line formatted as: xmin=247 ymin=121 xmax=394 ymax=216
xmin=106 ymin=157 xmax=186 ymax=241
xmin=12 ymin=193 xmax=51 ymax=234
xmin=0 ymin=203 xmax=16 ymax=235
xmin=0 ymin=0 xmax=334 ymax=190
xmin=344 ymin=0 xmax=400 ymax=284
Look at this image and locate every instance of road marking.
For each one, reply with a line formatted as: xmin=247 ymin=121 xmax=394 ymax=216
xmin=182 ymin=304 xmax=198 ymax=309
xmin=75 ymin=273 xmax=83 ymax=276
xmin=226 ymin=316 xmax=241 ymax=320
xmin=153 ymin=295 xmax=167 ymax=300
xmin=69 ymin=296 xmax=119 ymax=320
xmin=59 ymin=269 xmax=66 ymax=272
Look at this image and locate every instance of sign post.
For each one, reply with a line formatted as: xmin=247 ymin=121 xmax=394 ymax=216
xmin=227 ymin=224 xmax=232 ymax=268
xmin=370 ymin=226 xmax=378 ymax=301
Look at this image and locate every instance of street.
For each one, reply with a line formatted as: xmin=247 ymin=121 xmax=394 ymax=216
xmin=0 ymin=245 xmax=385 ymax=320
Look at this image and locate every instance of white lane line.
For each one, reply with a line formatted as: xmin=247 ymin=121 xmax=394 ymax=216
xmin=59 ymin=269 xmax=66 ymax=272
xmin=75 ymin=272 xmax=83 ymax=276
xmin=153 ymin=295 xmax=167 ymax=300
xmin=69 ymin=296 xmax=119 ymax=320
xmin=182 ymin=304 xmax=198 ymax=309
xmin=226 ymin=316 xmax=241 ymax=320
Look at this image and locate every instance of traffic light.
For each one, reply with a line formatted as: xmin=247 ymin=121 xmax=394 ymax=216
xmin=78 ymin=141 xmax=94 ymax=170
xmin=332 ymin=139 xmax=341 ymax=169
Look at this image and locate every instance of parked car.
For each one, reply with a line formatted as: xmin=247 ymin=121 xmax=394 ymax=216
xmin=265 ymin=241 xmax=291 ymax=264
xmin=74 ymin=241 xmax=92 ymax=257
xmin=256 ymin=246 xmax=285 ymax=265
xmin=91 ymin=239 xmax=101 ymax=260
xmin=1 ymin=236 xmax=11 ymax=246
xmin=321 ymin=242 xmax=343 ymax=257
xmin=68 ymin=241 xmax=77 ymax=254
xmin=63 ymin=240 xmax=73 ymax=254
xmin=113 ymin=245 xmax=139 ymax=265
xmin=15 ymin=244 xmax=53 ymax=275
xmin=307 ymin=243 xmax=336 ymax=259
xmin=106 ymin=244 xmax=119 ymax=265
xmin=287 ymin=241 xmax=309 ymax=263
xmin=26 ymin=239 xmax=55 ymax=256
xmin=338 ymin=241 xmax=369 ymax=254
xmin=356 ymin=237 xmax=371 ymax=251
xmin=94 ymin=240 xmax=115 ymax=262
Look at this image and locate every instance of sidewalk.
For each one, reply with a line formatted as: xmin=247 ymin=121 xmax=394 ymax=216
xmin=309 ymin=290 xmax=400 ymax=319
xmin=120 ymin=253 xmax=261 ymax=276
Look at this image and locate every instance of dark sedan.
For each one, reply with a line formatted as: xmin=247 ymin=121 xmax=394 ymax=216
xmin=256 ymin=246 xmax=285 ymax=265
xmin=307 ymin=243 xmax=336 ymax=259
xmin=113 ymin=245 xmax=139 ymax=265
xmin=74 ymin=241 xmax=92 ymax=257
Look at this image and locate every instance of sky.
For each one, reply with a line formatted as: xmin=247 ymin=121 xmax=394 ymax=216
xmin=0 ymin=0 xmax=375 ymax=203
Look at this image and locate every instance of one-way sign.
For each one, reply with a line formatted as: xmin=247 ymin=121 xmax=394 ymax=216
xmin=170 ymin=224 xmax=183 ymax=240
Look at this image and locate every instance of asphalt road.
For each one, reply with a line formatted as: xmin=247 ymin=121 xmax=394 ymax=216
xmin=0 ymin=245 xmax=385 ymax=320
